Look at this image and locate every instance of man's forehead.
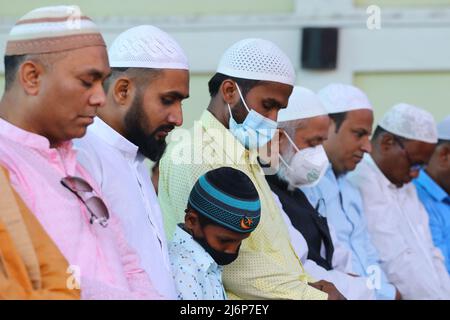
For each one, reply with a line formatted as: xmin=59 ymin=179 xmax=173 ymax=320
xmin=68 ymin=48 xmax=110 ymax=74
xmin=346 ymin=109 xmax=373 ymax=128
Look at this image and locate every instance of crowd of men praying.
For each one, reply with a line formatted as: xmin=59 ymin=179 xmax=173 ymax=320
xmin=0 ymin=5 xmax=449 ymax=300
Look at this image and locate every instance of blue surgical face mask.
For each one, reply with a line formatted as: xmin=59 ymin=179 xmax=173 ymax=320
xmin=227 ymin=83 xmax=278 ymax=150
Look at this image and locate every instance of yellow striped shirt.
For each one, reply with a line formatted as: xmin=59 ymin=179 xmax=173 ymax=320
xmin=159 ymin=110 xmax=327 ymax=300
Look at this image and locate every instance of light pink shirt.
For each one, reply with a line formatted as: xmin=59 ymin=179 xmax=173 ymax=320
xmin=0 ymin=118 xmax=161 ymax=299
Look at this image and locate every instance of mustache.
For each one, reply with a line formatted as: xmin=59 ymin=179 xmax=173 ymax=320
xmin=153 ymin=125 xmax=175 ymax=136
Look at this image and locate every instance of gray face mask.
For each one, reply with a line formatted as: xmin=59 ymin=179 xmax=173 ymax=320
xmin=279 ymin=132 xmax=329 ymax=188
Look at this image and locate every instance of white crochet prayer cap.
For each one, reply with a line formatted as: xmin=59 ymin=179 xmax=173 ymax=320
xmin=216 ymin=38 xmax=296 ymax=86
xmin=437 ymin=115 xmax=450 ymax=141
xmin=278 ymin=86 xmax=328 ymax=122
xmin=108 ymin=25 xmax=189 ymax=70
xmin=6 ymin=5 xmax=105 ymax=55
xmin=318 ymin=83 xmax=372 ymax=114
xmin=379 ymin=103 xmax=438 ymax=144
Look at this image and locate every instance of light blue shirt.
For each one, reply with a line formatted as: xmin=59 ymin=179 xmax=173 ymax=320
xmin=169 ymin=225 xmax=227 ymax=300
xmin=414 ymin=170 xmax=450 ymax=274
xmin=301 ymin=166 xmax=396 ymax=300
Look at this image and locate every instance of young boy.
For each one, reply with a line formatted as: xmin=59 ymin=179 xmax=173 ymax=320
xmin=169 ymin=167 xmax=261 ymax=300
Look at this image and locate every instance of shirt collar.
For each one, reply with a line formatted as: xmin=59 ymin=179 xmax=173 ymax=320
xmin=416 ymin=170 xmax=449 ymax=202
xmin=364 ymin=154 xmax=397 ymax=189
xmin=89 ymin=117 xmax=140 ymax=162
xmin=199 ymin=110 xmax=259 ymax=165
xmin=173 ymin=224 xmax=219 ymax=272
xmin=0 ymin=118 xmax=78 ymax=175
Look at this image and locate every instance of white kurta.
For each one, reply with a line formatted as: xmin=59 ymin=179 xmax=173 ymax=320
xmin=272 ymin=192 xmax=375 ymax=300
xmin=74 ymin=118 xmax=176 ymax=299
xmin=348 ymin=155 xmax=450 ymax=300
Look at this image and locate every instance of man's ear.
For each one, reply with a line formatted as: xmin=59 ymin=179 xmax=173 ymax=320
xmin=220 ymin=79 xmax=240 ymax=106
xmin=18 ymin=60 xmax=43 ymax=96
xmin=113 ymin=78 xmax=134 ymax=106
xmin=184 ymin=209 xmax=199 ymax=232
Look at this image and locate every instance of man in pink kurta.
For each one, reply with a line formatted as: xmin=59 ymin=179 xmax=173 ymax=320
xmin=0 ymin=6 xmax=161 ymax=299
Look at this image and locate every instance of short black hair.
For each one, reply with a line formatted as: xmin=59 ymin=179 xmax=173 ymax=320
xmin=328 ymin=112 xmax=348 ymax=133
xmin=438 ymin=139 xmax=450 ymax=147
xmin=4 ymin=52 xmax=67 ymax=92
xmin=4 ymin=54 xmax=27 ymax=91
xmin=208 ymin=72 xmax=261 ymax=98
xmin=372 ymin=125 xmax=411 ymax=146
xmin=103 ymin=67 xmax=162 ymax=93
xmin=372 ymin=125 xmax=387 ymax=141
xmin=186 ymin=203 xmax=220 ymax=229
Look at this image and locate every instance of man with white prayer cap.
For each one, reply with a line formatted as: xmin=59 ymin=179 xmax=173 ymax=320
xmin=0 ymin=6 xmax=161 ymax=299
xmin=414 ymin=115 xmax=450 ymax=274
xmin=158 ymin=38 xmax=344 ymax=299
xmin=74 ymin=25 xmax=190 ymax=299
xmin=349 ymin=104 xmax=450 ymax=299
xmin=266 ymin=86 xmax=375 ymax=299
xmin=302 ymin=83 xmax=400 ymax=300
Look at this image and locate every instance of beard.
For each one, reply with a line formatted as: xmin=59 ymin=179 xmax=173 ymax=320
xmin=123 ymin=94 xmax=173 ymax=162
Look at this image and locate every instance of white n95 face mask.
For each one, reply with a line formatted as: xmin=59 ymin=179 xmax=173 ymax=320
xmin=227 ymin=83 xmax=277 ymax=150
xmin=279 ymin=132 xmax=329 ymax=188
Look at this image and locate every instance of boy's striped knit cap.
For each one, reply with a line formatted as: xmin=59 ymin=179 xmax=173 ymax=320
xmin=5 ymin=5 xmax=105 ymax=56
xmin=188 ymin=167 xmax=261 ymax=233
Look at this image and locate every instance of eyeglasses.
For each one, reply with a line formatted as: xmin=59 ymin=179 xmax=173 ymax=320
xmin=61 ymin=176 xmax=110 ymax=227
xmin=393 ymin=137 xmax=424 ymax=172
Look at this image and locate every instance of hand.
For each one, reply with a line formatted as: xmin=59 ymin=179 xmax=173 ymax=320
xmin=309 ymin=280 xmax=347 ymax=300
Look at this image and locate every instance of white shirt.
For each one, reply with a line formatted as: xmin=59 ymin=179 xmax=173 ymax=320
xmin=74 ymin=118 xmax=176 ymax=299
xmin=348 ymin=154 xmax=450 ymax=300
xmin=272 ymin=192 xmax=375 ymax=300
xmin=169 ymin=225 xmax=227 ymax=300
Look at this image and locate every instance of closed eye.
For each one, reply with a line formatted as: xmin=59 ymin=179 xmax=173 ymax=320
xmin=161 ymin=92 xmax=189 ymax=106
xmin=353 ymin=129 xmax=369 ymax=139
xmin=80 ymin=79 xmax=93 ymax=88
xmin=262 ymin=99 xmax=282 ymax=110
xmin=161 ymin=97 xmax=175 ymax=106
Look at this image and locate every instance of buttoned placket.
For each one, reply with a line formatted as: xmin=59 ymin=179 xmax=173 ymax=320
xmin=128 ymin=154 xmax=169 ymax=267
xmin=391 ymin=185 xmax=437 ymax=277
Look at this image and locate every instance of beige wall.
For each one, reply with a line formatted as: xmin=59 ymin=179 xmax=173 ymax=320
xmin=355 ymin=0 xmax=450 ymax=6
xmin=354 ymin=72 xmax=450 ymax=125
xmin=0 ymin=0 xmax=294 ymax=17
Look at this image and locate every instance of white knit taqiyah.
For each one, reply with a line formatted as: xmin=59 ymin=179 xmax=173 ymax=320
xmin=318 ymin=83 xmax=372 ymax=114
xmin=108 ymin=25 xmax=189 ymax=70
xmin=379 ymin=103 xmax=438 ymax=144
xmin=437 ymin=115 xmax=450 ymax=141
xmin=6 ymin=5 xmax=105 ymax=55
xmin=277 ymin=86 xmax=328 ymax=122
xmin=216 ymin=38 xmax=296 ymax=86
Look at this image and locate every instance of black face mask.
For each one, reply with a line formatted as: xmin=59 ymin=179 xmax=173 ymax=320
xmin=194 ymin=236 xmax=240 ymax=266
